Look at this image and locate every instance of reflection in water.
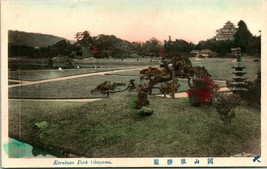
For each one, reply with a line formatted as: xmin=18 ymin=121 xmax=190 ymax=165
xmin=4 ymin=138 xmax=55 ymax=158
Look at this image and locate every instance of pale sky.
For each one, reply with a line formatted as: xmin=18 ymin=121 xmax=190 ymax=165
xmin=2 ymin=0 xmax=265 ymax=44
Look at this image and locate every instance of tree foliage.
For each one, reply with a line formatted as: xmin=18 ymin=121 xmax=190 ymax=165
xmin=234 ymin=20 xmax=253 ymax=53
xmin=94 ymin=34 xmax=130 ymax=58
xmin=91 ymin=81 xmax=126 ymax=97
xmin=233 ymin=20 xmax=260 ymax=55
xmin=195 ymin=20 xmax=261 ymax=56
xmin=159 ymin=81 xmax=179 ymax=97
xmin=241 ymin=71 xmax=261 ymax=107
xmin=164 ymin=39 xmax=194 ymax=55
xmin=213 ymin=93 xmax=241 ymax=129
xmin=8 ymin=43 xmax=36 ymax=58
xmin=91 ymin=79 xmax=136 ymax=97
xmin=8 ymin=39 xmax=80 ymax=59
xmin=141 ymin=38 xmax=162 ymax=57
xmin=195 ymin=38 xmax=235 ymax=56
xmin=75 ymin=31 xmax=93 ymax=47
xmin=8 ymin=30 xmax=64 ymax=48
xmin=136 ymin=51 xmax=210 ymax=108
xmin=187 ymin=77 xmax=218 ymax=106
xmin=8 ymin=30 xmax=198 ymax=59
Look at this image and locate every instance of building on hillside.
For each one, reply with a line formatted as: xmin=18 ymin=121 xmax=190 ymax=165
xmin=190 ymin=49 xmax=217 ymax=58
xmin=215 ymin=21 xmax=237 ymax=41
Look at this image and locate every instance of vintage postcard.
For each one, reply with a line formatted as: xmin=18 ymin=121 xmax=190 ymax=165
xmin=1 ymin=0 xmax=267 ymax=167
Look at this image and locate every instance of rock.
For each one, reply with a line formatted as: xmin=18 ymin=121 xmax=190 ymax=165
xmin=139 ymin=106 xmax=153 ymax=116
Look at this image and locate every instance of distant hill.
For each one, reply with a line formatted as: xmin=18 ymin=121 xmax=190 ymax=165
xmin=8 ymin=30 xmax=67 ymax=48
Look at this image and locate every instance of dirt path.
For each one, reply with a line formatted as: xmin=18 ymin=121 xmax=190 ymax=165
xmin=156 ymin=87 xmax=230 ymax=98
xmin=8 ymin=67 xmax=146 ymax=88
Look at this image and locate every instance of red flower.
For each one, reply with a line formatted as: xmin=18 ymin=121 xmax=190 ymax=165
xmin=187 ymin=77 xmax=218 ymax=103
xmin=159 ymin=49 xmax=164 ymax=57
xmin=92 ymin=46 xmax=98 ymax=54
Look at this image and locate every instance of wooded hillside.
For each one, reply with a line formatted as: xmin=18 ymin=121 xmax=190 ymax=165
xmin=8 ymin=30 xmax=66 ymax=47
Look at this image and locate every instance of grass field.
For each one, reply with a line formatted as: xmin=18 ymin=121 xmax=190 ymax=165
xmin=9 ymin=94 xmax=260 ymax=157
xmin=8 ymin=73 xmax=227 ymax=99
xmin=9 ymin=57 xmax=260 ymax=81
xmin=9 ymin=58 xmax=259 ymax=99
xmin=9 ymin=74 xmax=141 ymax=98
xmin=8 ymin=57 xmax=261 ymax=157
xmin=8 ymin=67 xmax=134 ymax=81
xmin=8 ymin=57 xmax=158 ymax=70
xmin=190 ymin=58 xmax=260 ymax=81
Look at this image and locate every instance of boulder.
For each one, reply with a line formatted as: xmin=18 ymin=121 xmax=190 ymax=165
xmin=139 ymin=106 xmax=153 ymax=116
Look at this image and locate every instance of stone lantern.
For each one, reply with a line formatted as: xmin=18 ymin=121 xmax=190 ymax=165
xmin=229 ymin=48 xmax=248 ymax=92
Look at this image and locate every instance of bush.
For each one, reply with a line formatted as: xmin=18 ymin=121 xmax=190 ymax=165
xmin=241 ymin=71 xmax=261 ymax=108
xmin=187 ymin=77 xmax=218 ymax=106
xmin=91 ymin=81 xmax=126 ymax=97
xmin=159 ymin=81 xmax=179 ymax=98
xmin=213 ymin=93 xmax=241 ymax=129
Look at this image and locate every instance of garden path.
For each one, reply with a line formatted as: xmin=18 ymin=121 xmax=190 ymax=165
xmin=156 ymin=86 xmax=230 ymax=98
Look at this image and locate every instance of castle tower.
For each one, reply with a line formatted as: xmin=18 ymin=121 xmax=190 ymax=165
xmin=215 ymin=21 xmax=237 ymax=41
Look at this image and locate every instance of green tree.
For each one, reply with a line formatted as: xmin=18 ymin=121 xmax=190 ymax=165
xmin=93 ymin=34 xmax=128 ymax=58
xmin=213 ymin=93 xmax=241 ymax=130
xmin=247 ymin=35 xmax=261 ymax=56
xmin=173 ymin=39 xmax=195 ymax=53
xmin=142 ymin=38 xmax=162 ymax=57
xmin=51 ymin=40 xmax=72 ymax=56
xmin=91 ymin=81 xmax=126 ymax=97
xmin=75 ymin=31 xmax=94 ymax=47
xmin=234 ymin=20 xmax=253 ymax=53
xmin=195 ymin=38 xmax=235 ymax=57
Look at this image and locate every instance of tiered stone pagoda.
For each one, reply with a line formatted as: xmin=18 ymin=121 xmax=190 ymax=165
xmin=229 ymin=48 xmax=248 ymax=92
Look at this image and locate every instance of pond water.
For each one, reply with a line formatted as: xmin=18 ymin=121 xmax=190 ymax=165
xmin=3 ymin=138 xmax=55 ymax=158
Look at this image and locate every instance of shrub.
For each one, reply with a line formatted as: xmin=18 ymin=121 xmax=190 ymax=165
xmin=187 ymin=77 xmax=218 ymax=106
xmin=241 ymin=71 xmax=261 ymax=108
xmin=91 ymin=81 xmax=126 ymax=97
xmin=159 ymin=81 xmax=179 ymax=98
xmin=212 ymin=93 xmax=241 ymax=129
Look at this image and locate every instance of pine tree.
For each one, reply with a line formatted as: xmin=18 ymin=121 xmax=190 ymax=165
xmin=234 ymin=20 xmax=253 ymax=53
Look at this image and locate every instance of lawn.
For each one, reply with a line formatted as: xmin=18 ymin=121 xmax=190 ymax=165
xmin=9 ymin=74 xmax=141 ymax=98
xmin=9 ymin=57 xmax=259 ymax=99
xmin=8 ymin=94 xmax=260 ymax=157
xmin=8 ymin=73 xmax=227 ymax=99
xmin=7 ymin=57 xmax=261 ymax=158
xmin=8 ymin=67 xmax=133 ymax=81
xmin=8 ymin=57 xmax=158 ymax=71
xmin=190 ymin=58 xmax=260 ymax=81
xmin=74 ymin=57 xmax=160 ymax=66
xmin=108 ymin=58 xmax=260 ymax=81
xmin=8 ymin=57 xmax=260 ymax=81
